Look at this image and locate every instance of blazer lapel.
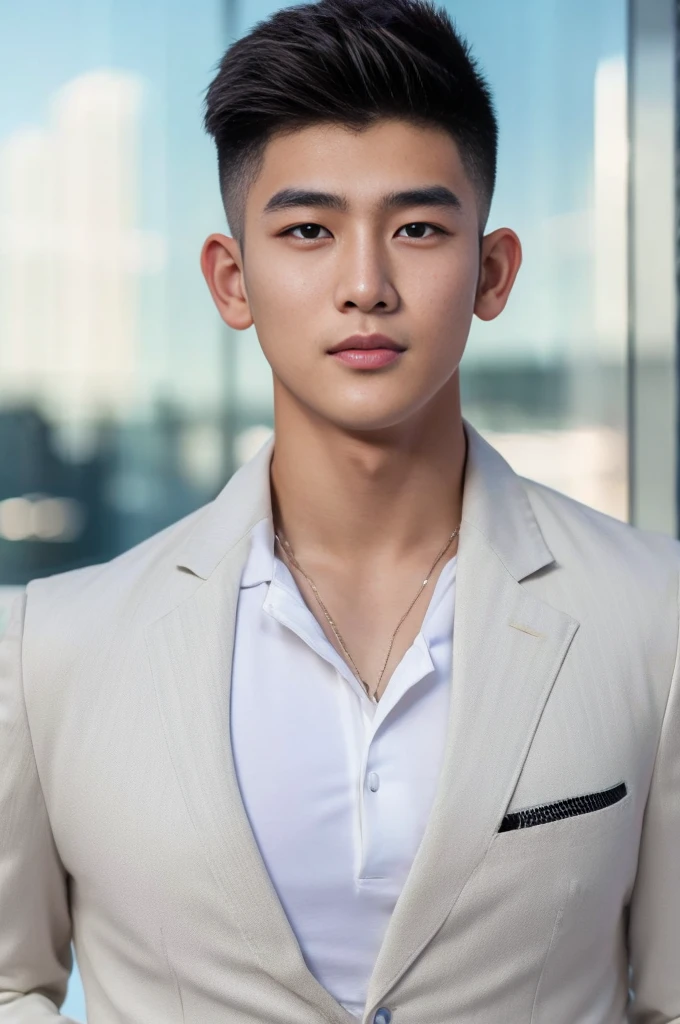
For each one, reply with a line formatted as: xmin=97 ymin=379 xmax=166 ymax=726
xmin=363 ymin=424 xmax=580 ymax=1016
xmin=145 ymin=535 xmax=359 ymax=1024
xmin=145 ymin=435 xmax=357 ymax=1024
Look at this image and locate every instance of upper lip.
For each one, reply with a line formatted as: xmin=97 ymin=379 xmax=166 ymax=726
xmin=327 ymin=333 xmax=406 ymax=354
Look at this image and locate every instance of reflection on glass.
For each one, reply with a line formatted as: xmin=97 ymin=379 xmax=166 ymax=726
xmin=448 ymin=0 xmax=628 ymax=522
xmin=0 ymin=0 xmax=229 ymax=587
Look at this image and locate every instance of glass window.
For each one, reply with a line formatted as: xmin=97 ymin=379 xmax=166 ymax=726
xmin=0 ymin=0 xmax=230 ymax=595
xmin=455 ymin=0 xmax=629 ymax=521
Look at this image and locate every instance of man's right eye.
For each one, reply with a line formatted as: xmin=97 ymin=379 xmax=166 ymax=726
xmin=282 ymin=224 xmax=331 ymax=240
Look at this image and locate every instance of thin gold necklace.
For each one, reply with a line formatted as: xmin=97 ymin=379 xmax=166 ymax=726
xmin=273 ymin=525 xmax=460 ymax=703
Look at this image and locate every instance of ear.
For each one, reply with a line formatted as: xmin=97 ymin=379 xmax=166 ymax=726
xmin=200 ymin=233 xmax=253 ymax=330
xmin=474 ymin=227 xmax=522 ymax=322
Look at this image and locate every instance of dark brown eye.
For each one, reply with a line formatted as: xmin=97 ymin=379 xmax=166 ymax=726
xmin=401 ymin=223 xmax=434 ymax=238
xmin=286 ymin=224 xmax=329 ymax=240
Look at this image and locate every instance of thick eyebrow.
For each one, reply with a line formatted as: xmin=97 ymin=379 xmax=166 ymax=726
xmin=262 ymin=185 xmax=463 ymax=216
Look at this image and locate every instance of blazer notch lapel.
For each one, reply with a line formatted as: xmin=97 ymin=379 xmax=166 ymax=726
xmin=145 ymin=536 xmax=357 ymax=1024
xmin=364 ymin=531 xmax=579 ymax=1015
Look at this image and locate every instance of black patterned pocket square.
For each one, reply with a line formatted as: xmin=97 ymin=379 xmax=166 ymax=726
xmin=499 ymin=782 xmax=627 ymax=832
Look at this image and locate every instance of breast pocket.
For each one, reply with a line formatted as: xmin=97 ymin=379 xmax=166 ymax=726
xmin=498 ymin=781 xmax=628 ymax=833
xmin=484 ymin=778 xmax=636 ymax=941
xmin=490 ymin=779 xmax=635 ymax=878
xmin=485 ymin=782 xmax=636 ymax=1024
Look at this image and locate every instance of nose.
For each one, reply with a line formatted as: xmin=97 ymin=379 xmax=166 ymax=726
xmin=334 ymin=232 xmax=399 ymax=314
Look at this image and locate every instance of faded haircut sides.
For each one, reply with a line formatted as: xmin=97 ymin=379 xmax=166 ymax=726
xmin=203 ymin=0 xmax=498 ymax=252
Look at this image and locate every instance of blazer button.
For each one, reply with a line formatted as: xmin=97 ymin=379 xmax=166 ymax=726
xmin=373 ymin=1009 xmax=392 ymax=1024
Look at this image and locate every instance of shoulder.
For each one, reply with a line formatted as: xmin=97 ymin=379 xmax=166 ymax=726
xmin=519 ymin=478 xmax=680 ymax=704
xmin=521 ymin=474 xmax=680 ymax=591
xmin=23 ymin=499 xmax=211 ymax=633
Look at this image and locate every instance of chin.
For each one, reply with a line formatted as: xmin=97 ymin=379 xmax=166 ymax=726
xmin=276 ymin=375 xmax=436 ymax=433
xmin=317 ymin=401 xmax=424 ymax=435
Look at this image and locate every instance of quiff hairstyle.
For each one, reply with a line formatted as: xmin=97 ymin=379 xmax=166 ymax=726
xmin=204 ymin=0 xmax=498 ymax=251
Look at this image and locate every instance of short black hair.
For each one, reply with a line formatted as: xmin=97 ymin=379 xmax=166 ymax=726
xmin=204 ymin=0 xmax=497 ymax=250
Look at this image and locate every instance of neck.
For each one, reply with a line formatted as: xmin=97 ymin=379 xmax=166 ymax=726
xmin=269 ymin=371 xmax=466 ymax=573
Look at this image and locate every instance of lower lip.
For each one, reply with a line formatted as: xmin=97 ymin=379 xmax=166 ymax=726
xmin=330 ymin=348 xmax=403 ymax=368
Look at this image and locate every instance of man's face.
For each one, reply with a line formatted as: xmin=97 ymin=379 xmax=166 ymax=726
xmin=205 ymin=119 xmax=517 ymax=434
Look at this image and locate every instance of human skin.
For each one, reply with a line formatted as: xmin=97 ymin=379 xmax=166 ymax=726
xmin=200 ymin=119 xmax=522 ymax=687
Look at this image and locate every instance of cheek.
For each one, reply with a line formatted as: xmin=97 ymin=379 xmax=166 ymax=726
xmin=414 ymin=264 xmax=478 ymax=373
xmin=246 ymin=268 xmax=324 ymax=354
xmin=246 ymin=274 xmax=289 ymax=322
xmin=244 ymin=273 xmax=312 ymax=377
xmin=248 ymin=255 xmax=320 ymax=304
xmin=407 ymin=249 xmax=478 ymax=312
xmin=407 ymin=276 xmax=477 ymax=359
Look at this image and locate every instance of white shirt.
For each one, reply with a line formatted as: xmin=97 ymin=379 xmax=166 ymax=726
xmin=230 ymin=515 xmax=457 ymax=1018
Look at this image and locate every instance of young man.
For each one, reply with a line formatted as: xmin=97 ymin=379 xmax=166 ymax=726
xmin=1 ymin=0 xmax=679 ymax=1021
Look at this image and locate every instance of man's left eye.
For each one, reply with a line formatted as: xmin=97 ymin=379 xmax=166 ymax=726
xmin=398 ymin=223 xmax=442 ymax=238
xmin=399 ymin=223 xmax=446 ymax=238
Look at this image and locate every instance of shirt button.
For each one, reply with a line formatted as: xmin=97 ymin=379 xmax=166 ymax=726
xmin=374 ymin=1009 xmax=392 ymax=1024
xmin=368 ymin=771 xmax=380 ymax=792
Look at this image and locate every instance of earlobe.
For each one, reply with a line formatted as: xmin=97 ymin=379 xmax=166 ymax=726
xmin=474 ymin=227 xmax=522 ymax=323
xmin=200 ymin=232 xmax=253 ymax=331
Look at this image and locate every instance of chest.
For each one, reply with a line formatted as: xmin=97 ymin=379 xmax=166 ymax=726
xmin=279 ymin=552 xmax=457 ymax=700
xmin=230 ymin=609 xmax=453 ymax=886
xmin=31 ymin=588 xmax=662 ymax=1024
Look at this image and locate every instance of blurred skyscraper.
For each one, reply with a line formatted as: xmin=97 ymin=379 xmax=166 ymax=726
xmin=0 ymin=70 xmax=164 ymax=435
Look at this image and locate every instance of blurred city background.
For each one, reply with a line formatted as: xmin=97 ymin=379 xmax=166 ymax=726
xmin=0 ymin=0 xmax=678 ymax=1018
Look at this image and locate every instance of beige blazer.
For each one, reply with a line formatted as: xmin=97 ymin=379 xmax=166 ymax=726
xmin=1 ymin=420 xmax=679 ymax=1024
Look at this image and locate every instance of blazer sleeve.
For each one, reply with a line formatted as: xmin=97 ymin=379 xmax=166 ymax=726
xmin=627 ymin=562 xmax=680 ymax=1023
xmin=0 ymin=592 xmax=79 ymax=1022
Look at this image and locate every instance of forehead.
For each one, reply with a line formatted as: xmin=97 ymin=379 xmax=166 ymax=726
xmin=248 ymin=119 xmax=475 ymax=210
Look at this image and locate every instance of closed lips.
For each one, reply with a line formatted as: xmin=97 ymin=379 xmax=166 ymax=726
xmin=327 ymin=334 xmax=406 ymax=353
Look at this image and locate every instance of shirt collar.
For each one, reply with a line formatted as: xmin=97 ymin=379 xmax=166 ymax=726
xmin=176 ymin=420 xmax=553 ymax=584
xmin=240 ymin=513 xmax=458 ymax=649
xmin=240 ymin=515 xmax=277 ymax=588
xmin=240 ymin=514 xmax=458 ymax=583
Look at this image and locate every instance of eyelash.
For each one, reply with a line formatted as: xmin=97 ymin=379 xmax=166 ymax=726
xmin=280 ymin=222 xmax=447 ymax=241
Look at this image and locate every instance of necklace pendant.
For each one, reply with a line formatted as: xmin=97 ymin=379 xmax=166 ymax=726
xmin=277 ymin=521 xmax=460 ymax=712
